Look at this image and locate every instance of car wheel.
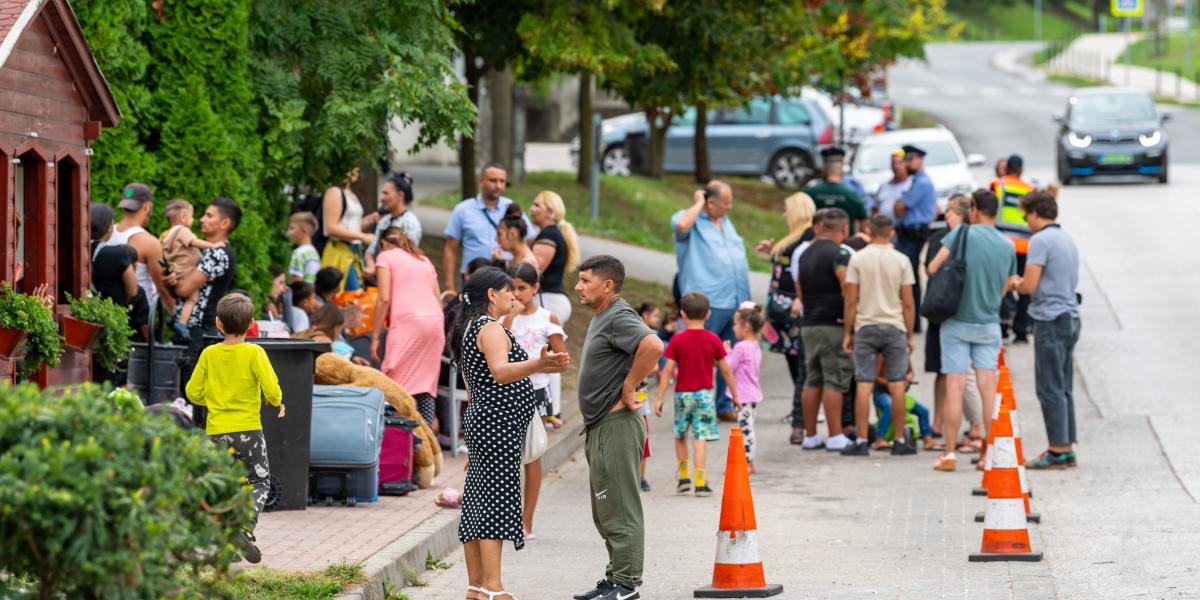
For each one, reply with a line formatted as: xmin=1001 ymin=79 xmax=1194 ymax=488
xmin=1057 ymin=155 xmax=1072 ymax=186
xmin=601 ymin=145 xmax=632 ymax=176
xmin=769 ymin=150 xmax=814 ymax=188
xmin=1158 ymin=154 xmax=1168 ymax=184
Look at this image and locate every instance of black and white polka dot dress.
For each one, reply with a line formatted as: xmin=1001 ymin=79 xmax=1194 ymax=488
xmin=458 ymin=316 xmax=536 ymax=550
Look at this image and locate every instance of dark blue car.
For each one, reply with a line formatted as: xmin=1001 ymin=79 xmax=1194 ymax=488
xmin=1055 ymin=87 xmax=1170 ymax=185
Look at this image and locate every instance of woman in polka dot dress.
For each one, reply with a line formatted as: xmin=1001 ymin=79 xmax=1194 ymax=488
xmin=448 ymin=267 xmax=570 ymax=600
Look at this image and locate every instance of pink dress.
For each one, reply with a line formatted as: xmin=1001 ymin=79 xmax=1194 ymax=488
xmin=377 ymin=249 xmax=444 ymax=396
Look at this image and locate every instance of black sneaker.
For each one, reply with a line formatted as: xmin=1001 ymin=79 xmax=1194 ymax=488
xmin=599 ymin=584 xmax=640 ymax=600
xmin=694 ymin=484 xmax=714 ymax=497
xmin=1026 ymin=450 xmax=1071 ymax=470
xmin=676 ymin=478 xmax=692 ymax=494
xmin=235 ymin=530 xmax=261 ymax=564
xmin=639 ymin=478 xmax=652 ymax=492
xmin=840 ymin=441 xmax=869 ymax=456
xmin=573 ymin=580 xmax=615 ymax=600
xmin=890 ymin=439 xmax=917 ymax=456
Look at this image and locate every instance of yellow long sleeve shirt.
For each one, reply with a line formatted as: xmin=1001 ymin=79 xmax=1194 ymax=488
xmin=185 ymin=342 xmax=283 ymax=435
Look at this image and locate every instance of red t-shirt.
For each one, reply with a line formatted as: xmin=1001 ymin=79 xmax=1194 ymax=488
xmin=664 ymin=328 xmax=727 ymax=393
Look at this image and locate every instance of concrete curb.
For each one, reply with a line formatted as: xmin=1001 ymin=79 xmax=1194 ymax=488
xmin=991 ymin=45 xmax=1046 ymax=81
xmin=335 ymin=421 xmax=587 ymax=600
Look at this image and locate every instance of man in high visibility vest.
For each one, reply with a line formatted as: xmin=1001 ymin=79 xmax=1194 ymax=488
xmin=988 ymin=154 xmax=1034 ymax=343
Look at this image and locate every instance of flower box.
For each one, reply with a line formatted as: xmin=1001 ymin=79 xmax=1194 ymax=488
xmin=0 ymin=325 xmax=27 ymax=358
xmin=62 ymin=315 xmax=102 ymax=352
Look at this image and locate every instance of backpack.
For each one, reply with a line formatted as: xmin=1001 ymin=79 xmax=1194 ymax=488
xmin=290 ymin=190 xmax=348 ymax=255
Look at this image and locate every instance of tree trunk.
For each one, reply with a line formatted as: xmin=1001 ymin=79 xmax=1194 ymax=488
xmin=577 ymin=72 xmax=594 ymax=186
xmin=645 ymin=107 xmax=667 ymax=179
xmin=693 ymin=101 xmax=711 ymax=183
xmin=459 ymin=45 xmax=482 ymax=200
xmin=487 ymin=66 xmax=515 ymax=171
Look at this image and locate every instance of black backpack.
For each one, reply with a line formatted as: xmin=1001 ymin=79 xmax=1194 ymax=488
xmin=921 ymin=224 xmax=969 ymax=324
xmin=290 ymin=190 xmax=350 ymax=255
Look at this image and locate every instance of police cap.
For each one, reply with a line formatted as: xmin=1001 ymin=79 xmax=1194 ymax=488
xmin=902 ymin=145 xmax=926 ymax=158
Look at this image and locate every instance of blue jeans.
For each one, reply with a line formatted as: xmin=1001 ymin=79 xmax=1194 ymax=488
xmin=894 ymin=228 xmax=926 ymax=332
xmin=872 ymin=388 xmax=933 ymax=440
xmin=705 ymin=308 xmax=736 ymax=415
xmin=1033 ymin=314 xmax=1081 ymax=446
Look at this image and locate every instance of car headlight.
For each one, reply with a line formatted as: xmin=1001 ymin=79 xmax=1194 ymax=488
xmin=1067 ymin=131 xmax=1092 ymax=148
xmin=1139 ymin=130 xmax=1161 ymax=147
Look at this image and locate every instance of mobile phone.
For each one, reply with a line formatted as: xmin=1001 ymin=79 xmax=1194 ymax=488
xmin=159 ymin=258 xmax=171 ymax=274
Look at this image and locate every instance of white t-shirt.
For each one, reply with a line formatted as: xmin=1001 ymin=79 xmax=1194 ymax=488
xmin=508 ymin=307 xmax=565 ymax=391
xmin=873 ymin=178 xmax=911 ymax=219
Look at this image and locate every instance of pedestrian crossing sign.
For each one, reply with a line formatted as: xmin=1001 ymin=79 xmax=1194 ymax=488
xmin=1111 ymin=0 xmax=1143 ymax=17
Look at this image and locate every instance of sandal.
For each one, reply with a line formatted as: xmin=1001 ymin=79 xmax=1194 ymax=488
xmin=468 ymin=586 xmax=518 ymax=600
xmin=933 ymin=452 xmax=957 ymax=472
xmin=789 ymin=429 xmax=805 ymax=445
xmin=956 ymin=438 xmax=982 ymax=454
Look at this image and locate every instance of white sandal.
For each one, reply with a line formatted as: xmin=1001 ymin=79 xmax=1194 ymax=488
xmin=468 ymin=585 xmax=518 ymax=600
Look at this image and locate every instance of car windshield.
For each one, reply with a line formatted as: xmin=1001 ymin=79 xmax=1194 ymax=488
xmin=855 ymin=140 xmax=960 ymax=174
xmin=1070 ymin=94 xmax=1155 ymax=125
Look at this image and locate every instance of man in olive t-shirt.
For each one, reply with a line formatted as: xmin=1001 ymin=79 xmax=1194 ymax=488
xmin=806 ymin=160 xmax=869 ymax=235
xmin=573 ymin=255 xmax=663 ymax=600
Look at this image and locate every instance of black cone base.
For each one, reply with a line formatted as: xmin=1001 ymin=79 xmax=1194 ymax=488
xmin=969 ymin=551 xmax=1043 ymax=562
xmin=972 ymin=487 xmax=987 ymax=496
xmin=695 ymin=583 xmax=784 ymax=598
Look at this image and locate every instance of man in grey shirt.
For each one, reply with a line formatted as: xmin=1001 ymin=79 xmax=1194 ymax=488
xmin=1016 ymin=191 xmax=1080 ymax=470
xmin=572 ymin=255 xmax=663 ymax=600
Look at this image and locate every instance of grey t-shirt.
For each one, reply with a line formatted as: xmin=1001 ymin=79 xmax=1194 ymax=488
xmin=1026 ymin=225 xmax=1079 ymax=320
xmin=578 ymin=297 xmax=654 ymax=426
xmin=941 ymin=224 xmax=1017 ymax=324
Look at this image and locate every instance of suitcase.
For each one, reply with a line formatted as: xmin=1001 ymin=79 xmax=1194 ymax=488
xmin=379 ymin=416 xmax=418 ymax=496
xmin=309 ymin=385 xmax=386 ymax=503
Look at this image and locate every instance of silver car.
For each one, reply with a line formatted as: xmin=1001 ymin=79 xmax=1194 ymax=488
xmin=850 ymin=127 xmax=985 ymax=213
xmin=581 ymin=96 xmax=836 ymax=187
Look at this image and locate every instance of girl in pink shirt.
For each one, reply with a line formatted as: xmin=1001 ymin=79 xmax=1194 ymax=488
xmin=728 ymin=303 xmax=765 ymax=473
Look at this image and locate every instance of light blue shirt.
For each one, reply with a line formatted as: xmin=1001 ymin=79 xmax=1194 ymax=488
xmin=1026 ymin=225 xmax=1079 ymax=321
xmin=443 ymin=196 xmax=532 ymax=274
xmin=896 ymin=170 xmax=937 ymax=227
xmin=671 ymin=210 xmax=751 ymax=310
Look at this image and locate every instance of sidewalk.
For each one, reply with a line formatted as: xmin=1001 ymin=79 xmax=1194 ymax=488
xmin=1047 ymin=32 xmax=1200 ymax=102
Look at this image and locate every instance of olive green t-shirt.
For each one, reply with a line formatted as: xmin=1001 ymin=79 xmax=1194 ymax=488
xmin=578 ymin=297 xmax=654 ymax=427
xmin=806 ymin=180 xmax=869 ymax=234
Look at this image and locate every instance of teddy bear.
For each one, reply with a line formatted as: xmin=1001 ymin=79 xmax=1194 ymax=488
xmin=314 ymin=353 xmax=443 ymax=488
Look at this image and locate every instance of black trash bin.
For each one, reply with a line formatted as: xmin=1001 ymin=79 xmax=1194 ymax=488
xmin=128 ymin=343 xmax=188 ymax=405
xmin=201 ymin=336 xmax=330 ymax=511
xmin=625 ymin=131 xmax=648 ymax=175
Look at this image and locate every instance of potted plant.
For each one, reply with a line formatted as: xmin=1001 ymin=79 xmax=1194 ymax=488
xmin=67 ymin=293 xmax=134 ymax=374
xmin=0 ymin=283 xmax=63 ymax=375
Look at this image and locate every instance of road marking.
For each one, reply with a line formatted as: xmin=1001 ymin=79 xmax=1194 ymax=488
xmin=944 ymin=86 xmax=969 ymax=96
xmin=980 ymin=86 xmax=1003 ymax=96
xmin=1015 ymin=86 xmax=1040 ymax=95
xmin=906 ymin=86 xmax=932 ymax=97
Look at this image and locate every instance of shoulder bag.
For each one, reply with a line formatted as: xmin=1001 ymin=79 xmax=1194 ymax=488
xmin=921 ymin=224 xmax=969 ymax=324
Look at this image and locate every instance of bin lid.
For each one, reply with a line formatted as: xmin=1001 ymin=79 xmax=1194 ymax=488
xmin=248 ymin=338 xmax=332 ymax=354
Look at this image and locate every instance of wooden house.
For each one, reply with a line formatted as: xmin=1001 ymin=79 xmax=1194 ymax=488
xmin=0 ymin=0 xmax=120 ymax=386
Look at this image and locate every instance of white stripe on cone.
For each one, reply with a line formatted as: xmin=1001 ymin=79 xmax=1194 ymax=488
xmin=983 ymin=498 xmax=1027 ymax=530
xmin=992 ymin=394 xmax=1002 ymax=419
xmin=714 ymin=530 xmax=762 ymax=564
xmin=991 ymin=437 xmax=1018 ymax=469
xmin=1018 ymin=465 xmax=1030 ymax=494
xmin=1011 ymin=412 xmax=1021 ymax=437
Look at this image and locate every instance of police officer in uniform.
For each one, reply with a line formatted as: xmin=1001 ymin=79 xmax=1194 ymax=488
xmin=893 ymin=145 xmax=936 ymax=333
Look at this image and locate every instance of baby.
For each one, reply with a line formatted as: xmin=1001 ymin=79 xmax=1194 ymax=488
xmin=160 ymin=199 xmax=219 ymax=328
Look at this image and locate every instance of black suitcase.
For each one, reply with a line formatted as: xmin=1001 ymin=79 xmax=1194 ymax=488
xmin=308 ymin=470 xmax=357 ymax=507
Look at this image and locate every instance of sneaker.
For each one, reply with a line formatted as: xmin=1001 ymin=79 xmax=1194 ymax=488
xmin=801 ymin=435 xmax=825 ymax=450
xmin=1026 ymin=450 xmax=1071 ymax=470
xmin=235 ymin=530 xmax=261 ymax=564
xmin=676 ymin=478 xmax=692 ymax=494
xmin=933 ymin=452 xmax=957 ymax=472
xmin=573 ymin=579 xmax=616 ymax=600
xmin=694 ymin=484 xmax=714 ymax=497
xmin=1066 ymin=451 xmax=1078 ymax=467
xmin=639 ymin=478 xmax=652 ymax=492
xmin=890 ymin=439 xmax=917 ymax=456
xmin=825 ymin=433 xmax=851 ymax=451
xmin=840 ymin=440 xmax=869 ymax=456
xmin=598 ymin=584 xmax=640 ymax=600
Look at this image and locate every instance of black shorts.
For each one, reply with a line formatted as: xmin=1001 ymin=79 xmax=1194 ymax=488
xmin=924 ymin=321 xmax=941 ymax=374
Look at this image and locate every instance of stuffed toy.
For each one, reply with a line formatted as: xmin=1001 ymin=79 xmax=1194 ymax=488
xmin=314 ymin=353 xmax=443 ymax=487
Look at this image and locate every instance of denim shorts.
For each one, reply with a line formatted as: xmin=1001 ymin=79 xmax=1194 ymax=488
xmin=939 ymin=318 xmax=1001 ymax=374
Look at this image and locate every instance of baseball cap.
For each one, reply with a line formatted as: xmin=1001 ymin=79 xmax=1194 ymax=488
xmin=117 ymin=183 xmax=153 ymax=211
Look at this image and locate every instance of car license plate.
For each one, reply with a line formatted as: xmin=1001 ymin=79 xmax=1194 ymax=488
xmin=1100 ymin=152 xmax=1134 ymax=165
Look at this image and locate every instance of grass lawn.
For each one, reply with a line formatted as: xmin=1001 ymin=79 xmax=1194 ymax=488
xmin=424 ymin=171 xmax=790 ymax=273
xmin=898 ymin=106 xmax=940 ymax=129
xmin=1046 ymin=71 xmax=1200 ymax=108
xmin=416 ymin=233 xmax=673 ymax=389
xmin=1125 ymin=34 xmax=1200 ymax=80
xmin=188 ymin=563 xmax=370 ymax=599
xmin=948 ymin=0 xmax=1081 ymax=41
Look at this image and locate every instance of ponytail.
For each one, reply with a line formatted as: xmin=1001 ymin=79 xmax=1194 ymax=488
xmin=534 ymin=190 xmax=580 ymax=272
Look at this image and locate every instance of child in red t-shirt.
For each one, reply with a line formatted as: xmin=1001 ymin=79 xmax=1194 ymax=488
xmin=655 ymin=292 xmax=740 ymax=497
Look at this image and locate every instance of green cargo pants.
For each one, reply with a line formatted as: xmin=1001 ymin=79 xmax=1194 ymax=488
xmin=585 ymin=407 xmax=646 ymax=589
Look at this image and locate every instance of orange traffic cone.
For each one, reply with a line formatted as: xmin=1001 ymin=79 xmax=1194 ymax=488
xmin=969 ymin=418 xmax=1043 ymax=562
xmin=694 ymin=427 xmax=783 ymax=598
xmin=975 ymin=403 xmax=1040 ymax=524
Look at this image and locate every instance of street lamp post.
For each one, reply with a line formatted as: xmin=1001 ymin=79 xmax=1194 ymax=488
xmin=1035 ymin=0 xmax=1043 ymax=42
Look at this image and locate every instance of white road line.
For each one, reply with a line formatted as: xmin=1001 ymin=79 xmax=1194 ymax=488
xmin=944 ymin=86 xmax=969 ymax=96
xmin=906 ymin=86 xmax=932 ymax=97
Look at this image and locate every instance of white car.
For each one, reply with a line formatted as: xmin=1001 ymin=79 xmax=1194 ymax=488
xmin=850 ymin=127 xmax=985 ymax=214
xmin=801 ymin=87 xmax=888 ymax=147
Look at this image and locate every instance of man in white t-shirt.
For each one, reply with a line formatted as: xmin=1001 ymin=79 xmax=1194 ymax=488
xmin=871 ymin=150 xmax=910 ymax=219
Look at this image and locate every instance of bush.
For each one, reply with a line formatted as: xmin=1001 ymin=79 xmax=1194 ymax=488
xmin=0 ymin=283 xmax=63 ymax=376
xmin=0 ymin=384 xmax=254 ymax=599
xmin=67 ymin=293 xmax=134 ymax=373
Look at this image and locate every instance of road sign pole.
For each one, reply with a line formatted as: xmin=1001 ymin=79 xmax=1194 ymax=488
xmin=590 ymin=111 xmax=600 ymax=222
xmin=1186 ymin=0 xmax=1194 ymax=82
xmin=1035 ymin=0 xmax=1044 ymax=42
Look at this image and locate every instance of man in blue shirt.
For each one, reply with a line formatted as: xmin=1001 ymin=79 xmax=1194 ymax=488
xmin=671 ymin=180 xmax=752 ymax=420
xmin=894 ymin=144 xmax=937 ymax=332
xmin=441 ymin=163 xmax=531 ymax=294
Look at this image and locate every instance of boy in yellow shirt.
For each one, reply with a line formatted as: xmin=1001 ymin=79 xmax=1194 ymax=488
xmin=185 ymin=293 xmax=284 ymax=564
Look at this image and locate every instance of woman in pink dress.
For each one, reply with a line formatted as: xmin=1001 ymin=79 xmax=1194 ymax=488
xmin=371 ymin=228 xmax=444 ymax=427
